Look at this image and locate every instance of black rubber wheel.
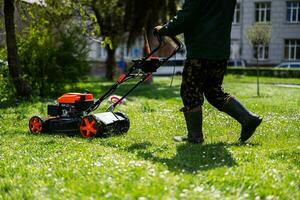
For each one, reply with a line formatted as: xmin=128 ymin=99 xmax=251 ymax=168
xmin=115 ymin=112 xmax=130 ymax=134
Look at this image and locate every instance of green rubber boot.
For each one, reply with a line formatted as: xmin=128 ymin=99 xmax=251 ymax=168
xmin=222 ymin=97 xmax=262 ymax=142
xmin=174 ymin=109 xmax=204 ymax=144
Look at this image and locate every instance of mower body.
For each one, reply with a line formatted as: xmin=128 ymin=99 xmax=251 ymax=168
xmin=29 ymin=93 xmax=130 ymax=138
xmin=41 ymin=117 xmax=82 ymax=136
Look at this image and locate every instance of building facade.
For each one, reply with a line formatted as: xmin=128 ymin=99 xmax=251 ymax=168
xmin=88 ymin=37 xmax=146 ymax=62
xmin=231 ymin=0 xmax=300 ymax=65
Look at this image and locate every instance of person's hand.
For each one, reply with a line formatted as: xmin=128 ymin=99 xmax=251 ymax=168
xmin=153 ymin=25 xmax=163 ymax=35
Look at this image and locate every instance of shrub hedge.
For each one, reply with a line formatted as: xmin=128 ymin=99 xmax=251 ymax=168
xmin=226 ymin=67 xmax=300 ymax=78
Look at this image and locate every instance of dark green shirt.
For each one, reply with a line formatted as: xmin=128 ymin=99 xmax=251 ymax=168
xmin=159 ymin=0 xmax=237 ymax=60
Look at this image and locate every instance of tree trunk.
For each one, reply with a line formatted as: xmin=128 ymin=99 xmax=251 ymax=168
xmin=256 ymin=57 xmax=260 ymax=97
xmin=105 ymin=47 xmax=115 ymax=81
xmin=4 ymin=0 xmax=31 ymax=97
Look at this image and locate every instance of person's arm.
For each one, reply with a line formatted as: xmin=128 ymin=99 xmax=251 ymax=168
xmin=159 ymin=0 xmax=201 ymax=36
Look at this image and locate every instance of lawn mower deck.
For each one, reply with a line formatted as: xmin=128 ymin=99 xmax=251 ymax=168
xmin=29 ymin=34 xmax=182 ymax=138
xmin=29 ymin=93 xmax=130 ymax=138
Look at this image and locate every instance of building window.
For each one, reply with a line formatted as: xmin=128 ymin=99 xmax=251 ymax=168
xmin=287 ymin=1 xmax=300 ymax=23
xmin=230 ymin=40 xmax=241 ymax=59
xmin=255 ymin=2 xmax=271 ymax=22
xmin=285 ymin=39 xmax=300 ymax=60
xmin=96 ymin=45 xmax=102 ymax=58
xmin=253 ymin=45 xmax=269 ymax=60
xmin=233 ymin=3 xmax=241 ymax=24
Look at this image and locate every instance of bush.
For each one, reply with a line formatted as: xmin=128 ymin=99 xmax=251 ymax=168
xmin=226 ymin=67 xmax=300 ymax=78
xmin=0 ymin=48 xmax=14 ymax=103
xmin=18 ymin=25 xmax=90 ymax=97
xmin=0 ymin=64 xmax=13 ymax=103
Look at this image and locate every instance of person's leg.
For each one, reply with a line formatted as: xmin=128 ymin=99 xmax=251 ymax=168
xmin=203 ymin=60 xmax=262 ymax=142
xmin=173 ymin=106 xmax=203 ymax=143
xmin=202 ymin=60 xmax=231 ymax=110
xmin=222 ymin=97 xmax=262 ymax=142
xmin=174 ymin=59 xmax=206 ymax=144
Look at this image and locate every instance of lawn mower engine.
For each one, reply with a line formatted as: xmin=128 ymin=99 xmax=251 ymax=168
xmin=28 ymin=93 xmax=130 ymax=138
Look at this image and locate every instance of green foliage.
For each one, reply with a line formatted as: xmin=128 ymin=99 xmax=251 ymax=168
xmin=0 ymin=48 xmax=13 ymax=102
xmin=14 ymin=0 xmax=91 ymax=97
xmin=0 ymin=63 xmax=13 ymax=103
xmin=124 ymin=0 xmax=180 ymax=45
xmin=246 ymin=22 xmax=272 ymax=46
xmin=18 ymin=24 xmax=90 ymax=96
xmin=0 ymin=0 xmax=92 ymax=98
xmin=90 ymin=0 xmax=126 ymax=48
xmin=0 ymin=76 xmax=299 ymax=199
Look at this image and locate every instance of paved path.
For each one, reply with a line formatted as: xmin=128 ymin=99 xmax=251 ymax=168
xmin=274 ymin=84 xmax=300 ymax=88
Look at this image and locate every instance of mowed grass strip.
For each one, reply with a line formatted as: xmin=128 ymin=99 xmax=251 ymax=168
xmin=0 ymin=75 xmax=299 ymax=199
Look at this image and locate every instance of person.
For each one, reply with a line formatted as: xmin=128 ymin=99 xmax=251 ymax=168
xmin=117 ymin=52 xmax=126 ymax=73
xmin=154 ymin=0 xmax=262 ymax=144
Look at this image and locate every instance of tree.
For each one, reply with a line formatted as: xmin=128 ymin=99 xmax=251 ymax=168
xmin=18 ymin=0 xmax=90 ymax=97
xmin=82 ymin=0 xmax=180 ymax=80
xmin=246 ymin=22 xmax=272 ymax=96
xmin=4 ymin=0 xmax=31 ymax=97
xmin=124 ymin=0 xmax=179 ymax=47
xmin=89 ymin=0 xmax=125 ymax=80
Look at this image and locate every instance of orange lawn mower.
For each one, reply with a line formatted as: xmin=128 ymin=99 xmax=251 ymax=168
xmin=28 ymin=34 xmax=183 ymax=138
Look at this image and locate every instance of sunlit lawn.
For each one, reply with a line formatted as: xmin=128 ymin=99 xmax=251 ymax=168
xmin=0 ymin=75 xmax=299 ymax=199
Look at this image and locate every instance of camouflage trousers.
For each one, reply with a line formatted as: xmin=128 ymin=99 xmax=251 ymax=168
xmin=180 ymin=59 xmax=231 ymax=112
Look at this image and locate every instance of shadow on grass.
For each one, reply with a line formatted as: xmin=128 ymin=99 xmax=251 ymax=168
xmin=28 ymin=132 xmax=266 ymax=174
xmin=29 ymin=132 xmax=238 ymax=173
xmin=107 ymin=141 xmax=238 ymax=173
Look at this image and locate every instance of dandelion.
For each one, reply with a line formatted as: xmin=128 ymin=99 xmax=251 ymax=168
xmin=193 ymin=186 xmax=204 ymax=193
xmin=92 ymin=161 xmax=102 ymax=167
xmin=138 ymin=197 xmax=147 ymax=200
xmin=266 ymin=195 xmax=274 ymax=200
xmin=243 ymin=193 xmax=249 ymax=198
xmin=182 ymin=189 xmax=188 ymax=193
xmin=105 ymin=192 xmax=112 ymax=198
xmin=289 ymin=181 xmax=295 ymax=186
xmin=179 ymin=193 xmax=186 ymax=198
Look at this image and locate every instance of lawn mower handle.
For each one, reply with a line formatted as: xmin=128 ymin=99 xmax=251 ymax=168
xmin=86 ymin=34 xmax=183 ymax=113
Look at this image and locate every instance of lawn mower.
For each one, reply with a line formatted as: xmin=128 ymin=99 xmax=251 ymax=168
xmin=28 ymin=34 xmax=183 ymax=138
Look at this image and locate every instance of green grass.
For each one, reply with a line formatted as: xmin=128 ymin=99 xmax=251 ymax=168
xmin=0 ymin=75 xmax=299 ymax=199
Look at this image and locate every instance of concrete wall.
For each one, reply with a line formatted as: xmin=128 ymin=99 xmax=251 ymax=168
xmin=231 ymin=0 xmax=300 ymax=65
